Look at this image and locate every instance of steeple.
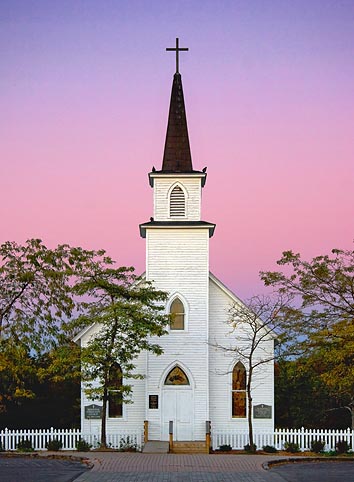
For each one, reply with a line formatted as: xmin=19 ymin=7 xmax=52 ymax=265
xmin=162 ymin=38 xmax=192 ymax=172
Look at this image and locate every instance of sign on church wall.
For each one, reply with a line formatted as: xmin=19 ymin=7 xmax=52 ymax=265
xmin=253 ymin=404 xmax=272 ymax=419
xmin=149 ymin=395 xmax=159 ymax=409
xmin=85 ymin=404 xmax=102 ymax=419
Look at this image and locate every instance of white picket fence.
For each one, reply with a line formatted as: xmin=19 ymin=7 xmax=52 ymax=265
xmin=1 ymin=426 xmax=353 ymax=452
xmin=0 ymin=427 xmax=143 ymax=451
xmin=212 ymin=427 xmax=354 ymax=452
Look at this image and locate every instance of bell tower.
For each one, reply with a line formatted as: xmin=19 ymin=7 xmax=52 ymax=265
xmin=139 ymin=39 xmax=215 ymax=441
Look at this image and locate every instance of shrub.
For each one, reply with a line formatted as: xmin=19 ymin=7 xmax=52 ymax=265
xmin=244 ymin=443 xmax=257 ymax=452
xmin=46 ymin=439 xmax=63 ymax=451
xmin=218 ymin=444 xmax=232 ymax=452
xmin=336 ymin=440 xmax=350 ymax=454
xmin=0 ymin=440 xmax=3 ymax=452
xmin=75 ymin=438 xmax=92 ymax=452
xmin=16 ymin=438 xmax=34 ymax=452
xmin=311 ymin=439 xmax=325 ymax=453
xmin=263 ymin=445 xmax=278 ymax=453
xmin=284 ymin=441 xmax=299 ymax=453
xmin=118 ymin=436 xmax=138 ymax=452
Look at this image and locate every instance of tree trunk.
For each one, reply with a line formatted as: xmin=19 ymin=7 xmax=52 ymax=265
xmin=100 ymin=387 xmax=108 ymax=448
xmin=247 ymin=374 xmax=255 ymax=453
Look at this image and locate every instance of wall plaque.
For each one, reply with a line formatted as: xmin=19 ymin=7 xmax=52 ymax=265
xmin=149 ymin=395 xmax=159 ymax=409
xmin=253 ymin=404 xmax=272 ymax=419
xmin=85 ymin=404 xmax=102 ymax=419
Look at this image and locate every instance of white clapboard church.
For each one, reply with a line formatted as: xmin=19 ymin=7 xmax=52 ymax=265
xmin=76 ymin=40 xmax=274 ymax=446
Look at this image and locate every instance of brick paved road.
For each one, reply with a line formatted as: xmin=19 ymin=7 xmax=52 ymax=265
xmin=71 ymin=453 xmax=286 ymax=482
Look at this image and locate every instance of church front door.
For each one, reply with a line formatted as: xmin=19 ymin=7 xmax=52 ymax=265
xmin=161 ymin=389 xmax=193 ymax=441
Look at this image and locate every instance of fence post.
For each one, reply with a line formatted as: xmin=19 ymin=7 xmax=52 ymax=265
xmin=144 ymin=420 xmax=149 ymax=444
xmin=205 ymin=421 xmax=211 ymax=453
xmin=169 ymin=421 xmax=173 ymax=452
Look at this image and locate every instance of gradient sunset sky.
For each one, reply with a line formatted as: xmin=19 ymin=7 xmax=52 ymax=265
xmin=1 ymin=0 xmax=353 ymax=299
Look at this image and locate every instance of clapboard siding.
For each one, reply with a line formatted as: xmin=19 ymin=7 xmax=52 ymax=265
xmin=208 ymin=277 xmax=274 ymax=430
xmin=153 ymin=178 xmax=201 ymax=221
xmin=146 ymin=227 xmax=209 ymax=440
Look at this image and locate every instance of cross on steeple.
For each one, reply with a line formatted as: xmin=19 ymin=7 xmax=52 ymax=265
xmin=166 ymin=37 xmax=188 ymax=74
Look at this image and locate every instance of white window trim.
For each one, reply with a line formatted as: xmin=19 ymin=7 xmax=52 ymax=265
xmin=166 ymin=292 xmax=189 ymax=332
xmin=167 ymin=182 xmax=188 ymax=219
xmin=230 ymin=360 xmax=247 ymax=421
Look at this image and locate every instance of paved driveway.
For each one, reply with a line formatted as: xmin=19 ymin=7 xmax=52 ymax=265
xmin=0 ymin=454 xmax=89 ymax=482
xmin=270 ymin=460 xmax=354 ymax=482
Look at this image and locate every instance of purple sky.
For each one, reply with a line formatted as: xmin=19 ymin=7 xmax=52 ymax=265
xmin=1 ymin=0 xmax=353 ymax=299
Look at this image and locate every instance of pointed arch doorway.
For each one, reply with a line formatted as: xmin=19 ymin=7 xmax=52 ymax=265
xmin=161 ymin=365 xmax=194 ymax=441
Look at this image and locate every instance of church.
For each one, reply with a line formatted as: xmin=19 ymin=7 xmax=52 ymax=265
xmin=76 ymin=40 xmax=274 ymax=446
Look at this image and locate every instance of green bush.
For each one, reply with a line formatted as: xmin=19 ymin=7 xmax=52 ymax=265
xmin=244 ymin=443 xmax=257 ymax=452
xmin=311 ymin=439 xmax=325 ymax=453
xmin=218 ymin=444 xmax=232 ymax=452
xmin=263 ymin=445 xmax=278 ymax=453
xmin=284 ymin=441 xmax=299 ymax=453
xmin=16 ymin=438 xmax=34 ymax=452
xmin=46 ymin=439 xmax=63 ymax=451
xmin=336 ymin=440 xmax=350 ymax=454
xmin=0 ymin=440 xmax=3 ymax=452
xmin=75 ymin=438 xmax=92 ymax=452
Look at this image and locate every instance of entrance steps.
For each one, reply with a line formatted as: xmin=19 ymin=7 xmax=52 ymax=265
xmin=170 ymin=441 xmax=207 ymax=454
xmin=142 ymin=441 xmax=169 ymax=454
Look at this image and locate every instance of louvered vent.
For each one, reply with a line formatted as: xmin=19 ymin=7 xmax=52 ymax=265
xmin=170 ymin=186 xmax=185 ymax=217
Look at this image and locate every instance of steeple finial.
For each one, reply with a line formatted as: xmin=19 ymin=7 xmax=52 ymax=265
xmin=166 ymin=37 xmax=189 ymax=74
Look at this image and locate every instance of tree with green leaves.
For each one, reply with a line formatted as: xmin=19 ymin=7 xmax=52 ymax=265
xmin=73 ymin=260 xmax=170 ymax=448
xmin=0 ymin=239 xmax=107 ymax=413
xmin=261 ymin=247 xmax=354 ymax=428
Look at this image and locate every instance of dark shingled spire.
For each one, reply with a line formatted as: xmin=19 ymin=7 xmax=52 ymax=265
xmin=162 ymin=73 xmax=193 ymax=172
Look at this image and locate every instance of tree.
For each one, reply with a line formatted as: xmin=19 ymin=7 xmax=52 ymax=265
xmin=0 ymin=239 xmax=88 ymax=350
xmin=212 ymin=294 xmax=293 ymax=452
xmin=0 ymin=239 xmax=105 ymax=412
xmin=73 ymin=259 xmax=170 ymax=448
xmin=261 ymin=247 xmax=354 ymax=428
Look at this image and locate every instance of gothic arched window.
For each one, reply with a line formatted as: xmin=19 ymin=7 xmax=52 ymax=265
xmin=170 ymin=297 xmax=185 ymax=330
xmin=164 ymin=366 xmax=190 ymax=385
xmin=232 ymin=361 xmax=246 ymax=418
xmin=108 ymin=363 xmax=123 ymax=418
xmin=169 ymin=185 xmax=185 ymax=218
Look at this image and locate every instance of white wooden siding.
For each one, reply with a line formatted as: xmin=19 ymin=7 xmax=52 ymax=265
xmin=146 ymin=228 xmax=209 ymax=440
xmin=153 ymin=178 xmax=201 ymax=221
xmin=208 ymin=277 xmax=274 ymax=431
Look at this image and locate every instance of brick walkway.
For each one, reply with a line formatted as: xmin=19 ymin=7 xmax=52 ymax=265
xmin=64 ymin=452 xmax=288 ymax=482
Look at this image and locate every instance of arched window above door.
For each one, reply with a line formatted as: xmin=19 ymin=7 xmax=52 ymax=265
xmin=169 ymin=297 xmax=185 ymax=330
xmin=164 ymin=366 xmax=190 ymax=385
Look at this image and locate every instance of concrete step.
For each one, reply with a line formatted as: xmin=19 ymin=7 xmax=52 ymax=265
xmin=142 ymin=441 xmax=169 ymax=454
xmin=171 ymin=441 xmax=207 ymax=454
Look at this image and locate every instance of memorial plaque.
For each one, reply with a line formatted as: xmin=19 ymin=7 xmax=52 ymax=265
xmin=253 ymin=404 xmax=272 ymax=419
xmin=149 ymin=395 xmax=158 ymax=409
xmin=85 ymin=404 xmax=102 ymax=419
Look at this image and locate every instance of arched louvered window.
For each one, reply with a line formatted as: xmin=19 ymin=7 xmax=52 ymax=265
xmin=108 ymin=363 xmax=123 ymax=418
xmin=170 ymin=185 xmax=185 ymax=218
xmin=232 ymin=361 xmax=246 ymax=418
xmin=170 ymin=297 xmax=185 ymax=330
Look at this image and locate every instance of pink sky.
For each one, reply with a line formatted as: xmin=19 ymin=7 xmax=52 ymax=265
xmin=1 ymin=1 xmax=353 ymax=299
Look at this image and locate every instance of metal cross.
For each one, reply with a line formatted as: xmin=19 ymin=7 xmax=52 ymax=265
xmin=166 ymin=37 xmax=189 ymax=74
